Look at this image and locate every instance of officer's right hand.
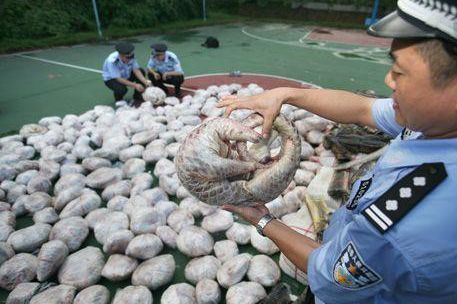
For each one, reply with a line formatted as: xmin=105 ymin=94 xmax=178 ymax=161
xmin=218 ymin=88 xmax=285 ymax=138
xmin=154 ymin=72 xmax=161 ymax=80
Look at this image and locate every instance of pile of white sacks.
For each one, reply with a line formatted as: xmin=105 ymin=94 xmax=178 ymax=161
xmin=0 ymin=82 xmax=336 ymax=304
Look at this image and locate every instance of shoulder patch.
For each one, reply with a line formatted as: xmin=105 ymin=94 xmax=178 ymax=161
xmin=333 ymin=242 xmax=382 ymax=289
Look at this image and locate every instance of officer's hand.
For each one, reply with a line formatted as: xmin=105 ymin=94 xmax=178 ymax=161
xmin=135 ymin=83 xmax=145 ymax=92
xmin=217 ymin=89 xmax=284 ymax=138
xmin=154 ymin=73 xmax=161 ymax=80
xmin=162 ymin=72 xmax=169 ymax=80
xmin=222 ymin=203 xmax=270 ymax=226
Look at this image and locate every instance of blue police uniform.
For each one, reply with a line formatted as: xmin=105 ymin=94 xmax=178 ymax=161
xmin=147 ymin=50 xmax=184 ymax=97
xmin=102 ymin=51 xmax=140 ymax=81
xmin=147 ymin=51 xmax=183 ymax=74
xmin=308 ymin=98 xmax=457 ymax=303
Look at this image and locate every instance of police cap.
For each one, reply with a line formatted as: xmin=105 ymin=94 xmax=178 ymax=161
xmin=150 ymin=43 xmax=168 ymax=54
xmin=368 ymin=0 xmax=457 ymax=44
xmin=115 ymin=42 xmax=135 ymax=54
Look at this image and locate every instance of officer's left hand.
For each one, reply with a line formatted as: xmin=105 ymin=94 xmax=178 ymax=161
xmin=222 ymin=203 xmax=270 ymax=226
xmin=162 ymin=72 xmax=169 ymax=80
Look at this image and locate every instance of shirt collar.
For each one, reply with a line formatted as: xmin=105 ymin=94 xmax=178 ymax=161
xmin=114 ymin=52 xmax=134 ymax=65
xmin=152 ymin=52 xmax=168 ymax=62
xmin=377 ymin=135 xmax=457 ymax=169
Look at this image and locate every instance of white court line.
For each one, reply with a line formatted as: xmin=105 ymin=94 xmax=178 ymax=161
xmin=16 ymin=54 xmax=311 ymax=86
xmin=186 ymin=72 xmax=321 ymax=89
xmin=16 ymin=54 xmax=103 ymax=73
xmin=15 ymin=55 xmax=322 ymax=91
xmin=241 ymin=27 xmax=299 ymax=46
xmin=16 ymin=53 xmax=197 ymax=92
xmin=241 ymin=26 xmax=390 ymax=65
xmin=298 ymin=28 xmax=315 ymax=43
xmin=242 ymin=25 xmax=341 ymax=49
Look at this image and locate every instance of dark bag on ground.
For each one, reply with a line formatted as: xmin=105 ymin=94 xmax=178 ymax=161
xmin=202 ymin=36 xmax=219 ymax=48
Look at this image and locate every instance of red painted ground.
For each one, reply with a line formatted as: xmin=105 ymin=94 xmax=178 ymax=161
xmin=308 ymin=27 xmax=392 ymax=48
xmin=180 ymin=73 xmax=318 ymax=95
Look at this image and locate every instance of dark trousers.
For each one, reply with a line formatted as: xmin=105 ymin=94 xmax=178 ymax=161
xmin=104 ymin=68 xmax=146 ymax=101
xmin=147 ymin=72 xmax=184 ymax=97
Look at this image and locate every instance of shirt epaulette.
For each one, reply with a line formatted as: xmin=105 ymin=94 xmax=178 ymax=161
xmin=362 ymin=162 xmax=447 ymax=234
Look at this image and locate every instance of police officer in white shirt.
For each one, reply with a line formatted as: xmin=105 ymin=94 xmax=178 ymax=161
xmin=147 ymin=43 xmax=184 ymax=98
xmin=102 ymin=42 xmax=151 ymax=106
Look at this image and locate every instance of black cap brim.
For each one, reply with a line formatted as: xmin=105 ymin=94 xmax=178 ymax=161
xmin=115 ymin=42 xmax=135 ymax=54
xmin=368 ymin=11 xmax=436 ymax=40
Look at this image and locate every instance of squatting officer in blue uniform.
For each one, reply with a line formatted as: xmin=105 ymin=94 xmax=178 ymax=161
xmin=147 ymin=43 xmax=184 ymax=98
xmin=102 ymin=42 xmax=151 ymax=106
xmin=218 ymin=0 xmax=457 ymax=303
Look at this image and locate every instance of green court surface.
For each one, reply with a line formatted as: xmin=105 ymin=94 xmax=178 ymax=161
xmin=0 ymin=22 xmax=392 ymax=302
xmin=0 ymin=22 xmax=391 ymax=134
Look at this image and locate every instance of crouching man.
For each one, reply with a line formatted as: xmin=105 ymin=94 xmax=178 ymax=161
xmin=147 ymin=43 xmax=184 ymax=98
xmin=102 ymin=42 xmax=151 ymax=106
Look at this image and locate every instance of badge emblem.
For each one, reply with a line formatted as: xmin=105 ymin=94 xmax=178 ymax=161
xmin=333 ymin=242 xmax=382 ymax=289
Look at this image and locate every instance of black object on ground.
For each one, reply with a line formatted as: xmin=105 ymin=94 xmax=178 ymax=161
xmin=202 ymin=36 xmax=220 ymax=48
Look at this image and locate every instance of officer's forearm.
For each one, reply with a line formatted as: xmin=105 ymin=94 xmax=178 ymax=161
xmin=116 ymin=78 xmax=136 ymax=88
xmin=263 ymin=219 xmax=320 ymax=273
xmin=276 ymin=88 xmax=376 ymax=128
xmin=133 ymin=69 xmax=148 ymax=84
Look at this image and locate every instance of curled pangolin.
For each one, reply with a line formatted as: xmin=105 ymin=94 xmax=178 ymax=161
xmin=175 ymin=115 xmax=301 ymax=205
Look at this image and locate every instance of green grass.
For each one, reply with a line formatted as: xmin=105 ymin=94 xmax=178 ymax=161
xmin=0 ymin=10 xmax=367 ymax=54
xmin=0 ymin=12 xmax=244 ymax=54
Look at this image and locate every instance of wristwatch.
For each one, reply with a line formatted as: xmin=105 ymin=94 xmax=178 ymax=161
xmin=256 ymin=214 xmax=275 ymax=236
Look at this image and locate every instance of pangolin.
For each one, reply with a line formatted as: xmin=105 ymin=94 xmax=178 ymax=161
xmin=175 ymin=114 xmax=301 ymax=205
